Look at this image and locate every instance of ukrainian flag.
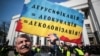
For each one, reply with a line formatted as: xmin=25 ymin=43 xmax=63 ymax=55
xmin=16 ymin=0 xmax=84 ymax=44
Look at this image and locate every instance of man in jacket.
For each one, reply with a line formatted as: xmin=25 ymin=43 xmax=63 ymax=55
xmin=8 ymin=34 xmax=35 ymax=56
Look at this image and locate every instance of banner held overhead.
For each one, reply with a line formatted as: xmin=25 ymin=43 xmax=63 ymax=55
xmin=16 ymin=0 xmax=84 ymax=43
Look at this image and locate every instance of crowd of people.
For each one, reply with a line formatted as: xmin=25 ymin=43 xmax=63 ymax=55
xmin=0 ymin=34 xmax=100 ymax=56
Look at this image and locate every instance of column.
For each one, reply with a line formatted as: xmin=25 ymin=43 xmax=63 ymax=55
xmin=32 ymin=35 xmax=37 ymax=45
xmin=6 ymin=14 xmax=20 ymax=46
xmin=40 ymin=37 xmax=45 ymax=46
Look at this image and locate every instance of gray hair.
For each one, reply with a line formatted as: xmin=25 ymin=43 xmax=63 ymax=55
xmin=14 ymin=34 xmax=32 ymax=45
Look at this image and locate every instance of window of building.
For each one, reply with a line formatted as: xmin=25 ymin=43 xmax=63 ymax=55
xmin=81 ymin=8 xmax=89 ymax=19
xmin=85 ymin=24 xmax=92 ymax=33
xmin=85 ymin=24 xmax=90 ymax=27
xmin=89 ymin=37 xmax=94 ymax=44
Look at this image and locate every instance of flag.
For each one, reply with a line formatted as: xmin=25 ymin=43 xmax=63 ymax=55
xmin=60 ymin=34 xmax=82 ymax=44
xmin=16 ymin=0 xmax=84 ymax=43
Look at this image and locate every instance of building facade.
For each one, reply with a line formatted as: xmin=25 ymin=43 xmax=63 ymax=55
xmin=6 ymin=0 xmax=100 ymax=46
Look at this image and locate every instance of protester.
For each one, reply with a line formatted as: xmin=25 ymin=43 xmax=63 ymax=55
xmin=34 ymin=46 xmax=50 ymax=56
xmin=0 ymin=40 xmax=10 ymax=56
xmin=34 ymin=43 xmax=41 ymax=53
xmin=73 ymin=43 xmax=85 ymax=56
xmin=84 ymin=45 xmax=91 ymax=56
xmin=8 ymin=34 xmax=35 ymax=56
xmin=47 ymin=33 xmax=64 ymax=56
xmin=58 ymin=42 xmax=64 ymax=54
xmin=63 ymin=45 xmax=71 ymax=56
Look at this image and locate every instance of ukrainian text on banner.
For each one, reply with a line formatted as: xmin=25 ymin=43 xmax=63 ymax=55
xmin=16 ymin=0 xmax=84 ymax=43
